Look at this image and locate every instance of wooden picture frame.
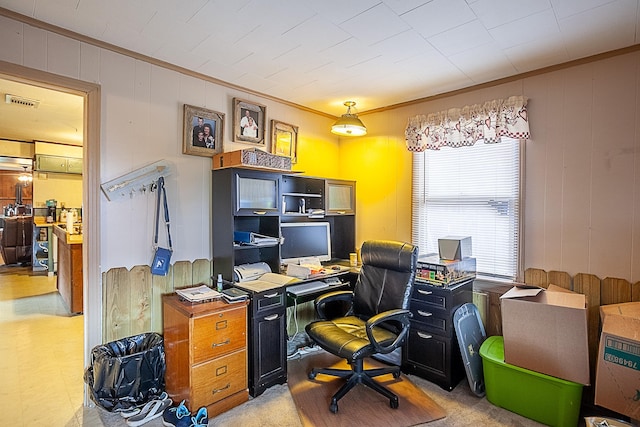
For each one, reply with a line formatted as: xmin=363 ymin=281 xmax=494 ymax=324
xmin=271 ymin=120 xmax=298 ymax=164
xmin=183 ymin=104 xmax=224 ymax=157
xmin=233 ymin=98 xmax=266 ymax=145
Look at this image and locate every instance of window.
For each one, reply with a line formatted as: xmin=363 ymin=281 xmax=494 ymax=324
xmin=411 ymin=138 xmax=522 ymax=280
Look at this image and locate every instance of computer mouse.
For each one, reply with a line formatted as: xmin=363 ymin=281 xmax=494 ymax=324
xmin=331 ymin=265 xmax=340 ymax=270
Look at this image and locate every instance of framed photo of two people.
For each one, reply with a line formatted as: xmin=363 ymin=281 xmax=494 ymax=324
xmin=233 ymin=98 xmax=266 ymax=145
xmin=183 ymin=104 xmax=225 ymax=157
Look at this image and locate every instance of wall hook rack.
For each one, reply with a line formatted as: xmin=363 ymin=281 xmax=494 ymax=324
xmin=100 ymin=159 xmax=172 ymax=201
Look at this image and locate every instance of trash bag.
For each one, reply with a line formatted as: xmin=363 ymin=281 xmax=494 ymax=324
xmin=84 ymin=332 xmax=166 ymax=412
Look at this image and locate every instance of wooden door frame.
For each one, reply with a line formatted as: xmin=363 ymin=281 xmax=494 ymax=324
xmin=0 ymin=60 xmax=101 ymax=405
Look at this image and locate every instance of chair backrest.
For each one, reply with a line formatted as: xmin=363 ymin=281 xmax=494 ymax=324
xmin=352 ymin=240 xmax=419 ymax=320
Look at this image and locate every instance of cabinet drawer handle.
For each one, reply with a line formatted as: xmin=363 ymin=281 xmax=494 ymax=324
xmin=253 ymin=211 xmax=266 ymax=215
xmin=417 ymin=310 xmax=433 ymax=317
xmin=211 ymin=338 xmax=230 ymax=348
xmin=212 ymin=383 xmax=230 ymax=394
xmin=264 ymin=292 xmax=279 ymax=298
xmin=417 ymin=289 xmax=433 ymax=295
xmin=264 ymin=314 xmax=279 ymax=321
xmin=417 ymin=332 xmax=433 ymax=340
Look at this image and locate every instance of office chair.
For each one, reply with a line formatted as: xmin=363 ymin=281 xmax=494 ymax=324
xmin=305 ymin=240 xmax=418 ymax=413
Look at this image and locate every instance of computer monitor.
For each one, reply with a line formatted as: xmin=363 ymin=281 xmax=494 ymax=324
xmin=280 ymin=221 xmax=331 ymax=264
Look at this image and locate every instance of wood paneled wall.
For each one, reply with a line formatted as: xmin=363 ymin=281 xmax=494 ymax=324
xmin=101 ymin=259 xmax=212 ymax=343
xmin=101 ymin=262 xmax=639 ymax=391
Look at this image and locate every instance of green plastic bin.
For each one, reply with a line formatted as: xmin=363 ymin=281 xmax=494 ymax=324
xmin=479 ymin=336 xmax=583 ymax=427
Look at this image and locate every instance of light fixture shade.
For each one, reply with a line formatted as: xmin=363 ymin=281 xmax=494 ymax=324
xmin=331 ymin=101 xmax=367 ymax=136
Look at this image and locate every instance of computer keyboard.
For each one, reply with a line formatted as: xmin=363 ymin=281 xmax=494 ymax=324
xmin=287 ymin=280 xmax=329 ymax=296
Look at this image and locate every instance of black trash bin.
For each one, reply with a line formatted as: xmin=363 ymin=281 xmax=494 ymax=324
xmin=84 ymin=332 xmax=166 ymax=412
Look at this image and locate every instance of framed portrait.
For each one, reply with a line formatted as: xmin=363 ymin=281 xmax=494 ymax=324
xmin=233 ymin=98 xmax=266 ymax=145
xmin=271 ymin=120 xmax=298 ymax=164
xmin=183 ymin=104 xmax=224 ymax=157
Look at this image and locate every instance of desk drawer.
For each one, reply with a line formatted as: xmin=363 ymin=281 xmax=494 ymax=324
xmin=412 ymin=284 xmax=448 ymax=309
xmin=409 ymin=300 xmax=450 ymax=335
xmin=191 ymin=349 xmax=247 ymax=410
xmin=192 ymin=306 xmax=246 ymax=364
xmin=254 ymin=289 xmax=285 ymax=313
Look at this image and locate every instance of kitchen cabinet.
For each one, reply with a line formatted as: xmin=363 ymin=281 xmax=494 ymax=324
xmin=34 ymin=154 xmax=83 ymax=175
xmin=402 ymin=279 xmax=473 ymax=390
xmin=163 ymin=295 xmax=249 ymax=416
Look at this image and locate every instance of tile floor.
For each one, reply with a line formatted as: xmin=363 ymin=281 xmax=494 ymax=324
xmin=0 ymin=268 xmax=106 ymax=426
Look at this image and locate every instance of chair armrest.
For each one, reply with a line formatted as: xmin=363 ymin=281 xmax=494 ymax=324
xmin=314 ymin=290 xmax=353 ymax=319
xmin=365 ymin=309 xmax=412 ymax=354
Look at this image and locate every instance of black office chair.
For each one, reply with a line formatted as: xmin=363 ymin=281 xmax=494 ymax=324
xmin=305 ymin=240 xmax=418 ymax=413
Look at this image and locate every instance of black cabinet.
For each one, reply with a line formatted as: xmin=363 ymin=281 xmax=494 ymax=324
xmin=242 ymin=287 xmax=287 ymax=397
xmin=402 ymin=279 xmax=473 ymax=391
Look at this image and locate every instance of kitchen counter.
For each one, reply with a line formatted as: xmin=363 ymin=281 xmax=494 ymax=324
xmin=53 ymin=223 xmax=83 ymax=314
xmin=53 ymin=223 xmax=83 ymax=244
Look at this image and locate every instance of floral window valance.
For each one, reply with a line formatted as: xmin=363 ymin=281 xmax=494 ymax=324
xmin=405 ymin=95 xmax=530 ymax=151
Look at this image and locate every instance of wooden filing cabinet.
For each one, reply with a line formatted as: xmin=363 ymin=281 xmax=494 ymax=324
xmin=401 ymin=279 xmax=473 ymax=391
xmin=163 ymin=294 xmax=249 ymax=416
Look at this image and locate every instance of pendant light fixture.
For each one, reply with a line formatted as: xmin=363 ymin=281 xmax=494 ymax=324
xmin=18 ymin=165 xmax=32 ymax=184
xmin=331 ymin=101 xmax=367 ymax=136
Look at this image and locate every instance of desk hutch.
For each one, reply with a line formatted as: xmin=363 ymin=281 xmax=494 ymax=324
xmin=211 ymin=167 xmax=356 ymax=397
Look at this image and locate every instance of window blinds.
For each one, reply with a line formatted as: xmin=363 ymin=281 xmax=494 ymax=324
xmin=412 ymin=138 xmax=522 ymax=280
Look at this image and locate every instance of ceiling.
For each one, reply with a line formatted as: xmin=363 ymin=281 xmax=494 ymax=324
xmin=0 ymin=0 xmax=639 ymax=144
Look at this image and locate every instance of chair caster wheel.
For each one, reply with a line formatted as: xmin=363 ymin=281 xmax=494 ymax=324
xmin=390 ymin=397 xmax=399 ymax=409
xmin=308 ymin=371 xmax=317 ymax=380
xmin=330 ymin=401 xmax=338 ymax=413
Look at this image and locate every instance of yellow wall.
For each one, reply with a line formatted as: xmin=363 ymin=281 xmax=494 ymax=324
xmin=336 ymin=132 xmax=413 ymax=250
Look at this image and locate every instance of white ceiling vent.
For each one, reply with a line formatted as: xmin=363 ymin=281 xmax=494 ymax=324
xmin=5 ymin=94 xmax=40 ymax=108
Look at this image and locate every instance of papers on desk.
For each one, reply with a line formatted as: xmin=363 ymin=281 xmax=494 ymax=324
xmin=176 ymin=284 xmax=221 ymax=302
xmin=233 ymin=262 xmax=300 ymax=292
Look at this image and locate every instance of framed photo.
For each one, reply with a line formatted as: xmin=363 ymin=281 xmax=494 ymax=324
xmin=233 ymin=98 xmax=266 ymax=145
xmin=183 ymin=104 xmax=224 ymax=157
xmin=271 ymin=120 xmax=298 ymax=164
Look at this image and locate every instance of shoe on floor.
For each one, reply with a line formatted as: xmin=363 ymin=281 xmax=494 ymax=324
xmin=120 ymin=392 xmax=169 ymax=418
xmin=126 ymin=397 xmax=172 ymax=427
xmin=162 ymin=400 xmax=191 ymax=427
xmin=190 ymin=407 xmax=208 ymax=427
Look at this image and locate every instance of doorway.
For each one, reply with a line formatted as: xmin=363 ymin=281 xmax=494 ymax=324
xmin=0 ymin=60 xmax=101 ymax=406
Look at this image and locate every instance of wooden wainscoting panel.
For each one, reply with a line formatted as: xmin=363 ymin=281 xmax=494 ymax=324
xmin=632 ymin=281 xmax=640 ymax=302
xmin=573 ymin=273 xmax=601 ymax=387
xmin=524 ymin=268 xmax=547 ymax=287
xmin=548 ymin=270 xmax=572 ymax=290
xmin=172 ymin=261 xmax=193 ymax=289
xmin=129 ymin=265 xmax=153 ymax=335
xmin=601 ymin=277 xmax=632 ymax=305
xmin=192 ymin=259 xmax=213 ymax=286
xmin=152 ymin=271 xmax=172 ymax=334
xmin=103 ymin=267 xmax=133 ymax=342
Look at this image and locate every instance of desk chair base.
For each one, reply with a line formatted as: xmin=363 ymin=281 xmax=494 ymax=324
xmin=308 ymin=358 xmax=400 ymax=413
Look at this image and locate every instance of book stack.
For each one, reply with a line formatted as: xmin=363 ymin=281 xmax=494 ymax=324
xmin=221 ymin=287 xmax=250 ymax=303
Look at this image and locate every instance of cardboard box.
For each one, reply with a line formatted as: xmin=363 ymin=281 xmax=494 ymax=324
xmin=213 ymin=148 xmax=291 ymax=171
xmin=500 ymin=284 xmax=590 ymax=385
xmin=416 ymin=254 xmax=476 ymax=287
xmin=438 ymin=236 xmax=472 ymax=260
xmin=595 ymin=302 xmax=640 ymax=418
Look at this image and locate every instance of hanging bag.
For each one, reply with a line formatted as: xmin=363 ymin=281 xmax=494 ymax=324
xmin=151 ymin=176 xmax=173 ymax=276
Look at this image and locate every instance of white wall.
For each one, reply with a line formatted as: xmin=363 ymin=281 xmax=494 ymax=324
xmin=0 ymin=14 xmax=338 ymax=272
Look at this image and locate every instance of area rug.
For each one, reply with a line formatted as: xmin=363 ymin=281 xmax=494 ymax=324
xmin=287 ymin=350 xmax=446 ymax=427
